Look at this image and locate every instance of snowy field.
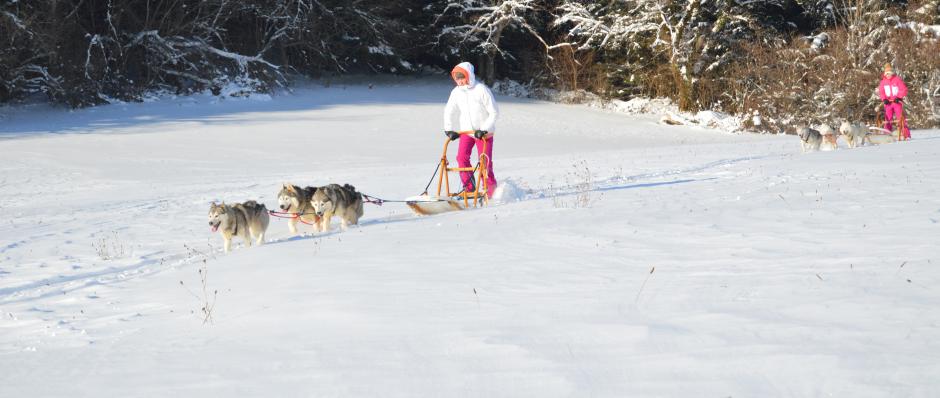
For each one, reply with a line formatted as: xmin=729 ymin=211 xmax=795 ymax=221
xmin=1 ymin=79 xmax=938 ymax=397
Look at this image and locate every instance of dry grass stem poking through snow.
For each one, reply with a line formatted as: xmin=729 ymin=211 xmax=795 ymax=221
xmin=180 ymin=243 xmax=218 ymax=325
xmin=92 ymin=231 xmax=130 ymax=260
xmin=635 ymin=266 xmax=656 ymax=304
xmin=551 ymin=160 xmax=601 ymax=208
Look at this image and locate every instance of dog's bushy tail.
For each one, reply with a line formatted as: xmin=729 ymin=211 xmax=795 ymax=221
xmin=302 ymin=186 xmax=318 ymax=200
xmin=342 ymin=184 xmax=362 ymax=198
xmin=242 ymin=200 xmax=267 ymax=212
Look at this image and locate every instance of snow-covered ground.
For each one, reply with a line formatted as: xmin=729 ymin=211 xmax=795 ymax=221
xmin=1 ymin=79 xmax=938 ymax=397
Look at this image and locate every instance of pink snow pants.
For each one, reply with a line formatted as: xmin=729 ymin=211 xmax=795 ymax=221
xmin=884 ymin=102 xmax=911 ymax=139
xmin=456 ymin=134 xmax=496 ymax=195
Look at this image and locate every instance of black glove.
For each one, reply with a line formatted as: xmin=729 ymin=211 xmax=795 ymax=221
xmin=444 ymin=130 xmax=459 ymax=141
xmin=894 ymin=98 xmax=903 ymax=104
xmin=473 ymin=130 xmax=487 ymax=139
xmin=883 ymin=99 xmax=890 ymax=105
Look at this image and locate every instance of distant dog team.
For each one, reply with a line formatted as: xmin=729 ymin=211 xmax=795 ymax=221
xmin=209 ymin=183 xmax=366 ymax=252
xmin=798 ymin=119 xmax=903 ymax=152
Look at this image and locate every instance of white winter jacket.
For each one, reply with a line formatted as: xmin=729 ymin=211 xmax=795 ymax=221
xmin=443 ymin=62 xmax=499 ymax=134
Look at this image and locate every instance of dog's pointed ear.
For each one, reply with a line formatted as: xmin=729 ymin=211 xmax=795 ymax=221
xmin=285 ymin=183 xmax=296 ymax=193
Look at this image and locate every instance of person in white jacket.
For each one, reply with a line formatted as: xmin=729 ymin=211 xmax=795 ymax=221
xmin=443 ymin=62 xmax=499 ymax=197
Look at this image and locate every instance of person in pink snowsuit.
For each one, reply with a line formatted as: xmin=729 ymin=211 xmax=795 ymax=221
xmin=443 ymin=62 xmax=499 ymax=197
xmin=878 ymin=63 xmax=911 ymax=140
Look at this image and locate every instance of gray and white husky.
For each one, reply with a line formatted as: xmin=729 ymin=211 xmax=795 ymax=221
xmin=277 ymin=183 xmax=322 ymax=235
xmin=208 ymin=201 xmax=270 ymax=253
xmin=309 ymin=184 xmax=364 ymax=232
xmin=797 ymin=126 xmax=823 ymax=152
xmin=839 ymin=121 xmax=867 ymax=148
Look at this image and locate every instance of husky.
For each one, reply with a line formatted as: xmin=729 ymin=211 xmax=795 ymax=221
xmin=818 ymin=124 xmax=838 ymax=151
xmin=277 ymin=183 xmax=322 ymax=235
xmin=839 ymin=121 xmax=866 ymax=148
xmin=797 ymin=127 xmax=823 ymax=152
xmin=208 ymin=201 xmax=270 ymax=253
xmin=309 ymin=184 xmax=364 ymax=232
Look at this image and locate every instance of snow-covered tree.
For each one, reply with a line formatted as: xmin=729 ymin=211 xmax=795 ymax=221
xmin=552 ymin=1 xmax=659 ymax=52
xmin=0 ymin=0 xmax=417 ymax=106
xmin=429 ymin=0 xmax=554 ymax=84
xmin=651 ymin=0 xmax=804 ymax=109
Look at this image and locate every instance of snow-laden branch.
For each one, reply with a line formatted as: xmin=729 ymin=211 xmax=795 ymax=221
xmin=899 ymin=21 xmax=940 ymax=40
xmin=2 ymin=10 xmax=26 ymax=30
xmin=553 ymin=2 xmax=659 ymax=52
xmin=205 ymin=45 xmax=279 ymax=71
xmin=126 ymin=30 xmax=278 ymax=71
xmin=433 ymin=0 xmax=548 ymax=53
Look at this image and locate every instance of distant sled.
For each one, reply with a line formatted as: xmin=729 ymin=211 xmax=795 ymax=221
xmin=868 ymin=126 xmax=894 ymax=135
xmin=867 ymin=126 xmax=898 ymax=145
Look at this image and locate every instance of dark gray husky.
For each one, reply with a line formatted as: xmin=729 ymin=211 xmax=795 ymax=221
xmin=309 ymin=184 xmax=364 ymax=232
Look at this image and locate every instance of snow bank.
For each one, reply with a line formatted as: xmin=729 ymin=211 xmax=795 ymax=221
xmin=490 ymin=178 xmax=525 ymax=204
xmin=492 ymin=80 xmax=742 ymax=133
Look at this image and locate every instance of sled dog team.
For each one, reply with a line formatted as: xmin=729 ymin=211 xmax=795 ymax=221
xmin=208 ymin=61 xmax=500 ymax=253
xmin=208 ymin=183 xmax=364 ymax=252
xmin=798 ymin=120 xmax=896 ymax=153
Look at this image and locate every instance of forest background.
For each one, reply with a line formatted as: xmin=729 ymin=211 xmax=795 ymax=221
xmin=2 ymin=0 xmax=939 ymax=132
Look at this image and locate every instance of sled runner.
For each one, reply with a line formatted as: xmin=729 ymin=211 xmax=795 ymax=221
xmin=407 ymin=131 xmax=490 ymax=215
xmin=868 ymin=126 xmax=894 ymax=136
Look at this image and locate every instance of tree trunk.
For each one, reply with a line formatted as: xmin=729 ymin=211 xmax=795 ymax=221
xmin=484 ymin=51 xmax=495 ymax=85
xmin=673 ymin=64 xmax=695 ymax=111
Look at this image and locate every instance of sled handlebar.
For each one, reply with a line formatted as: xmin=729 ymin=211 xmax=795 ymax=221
xmin=441 ymin=131 xmax=484 ymax=146
xmin=443 ymin=130 xmax=481 ymax=138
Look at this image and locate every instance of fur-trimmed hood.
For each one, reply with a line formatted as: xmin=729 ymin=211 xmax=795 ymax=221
xmin=451 ymin=62 xmax=477 ymax=89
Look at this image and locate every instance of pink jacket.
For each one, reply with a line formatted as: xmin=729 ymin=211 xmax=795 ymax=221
xmin=878 ymin=74 xmax=908 ymax=101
